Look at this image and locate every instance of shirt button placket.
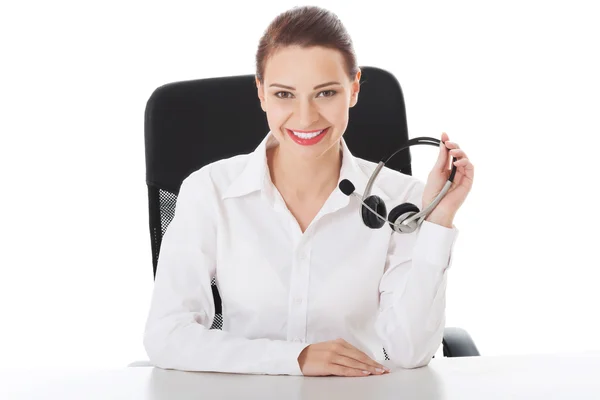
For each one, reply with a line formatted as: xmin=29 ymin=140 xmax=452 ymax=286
xmin=288 ymin=236 xmax=311 ymax=343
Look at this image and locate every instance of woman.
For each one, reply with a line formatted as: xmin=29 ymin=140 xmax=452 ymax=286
xmin=143 ymin=5 xmax=474 ymax=377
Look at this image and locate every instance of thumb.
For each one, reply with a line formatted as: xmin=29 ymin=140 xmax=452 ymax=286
xmin=434 ymin=132 xmax=449 ymax=171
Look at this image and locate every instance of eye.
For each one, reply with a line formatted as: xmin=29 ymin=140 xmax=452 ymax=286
xmin=318 ymin=90 xmax=337 ymax=98
xmin=274 ymin=91 xmax=293 ymax=99
xmin=274 ymin=90 xmax=337 ymax=99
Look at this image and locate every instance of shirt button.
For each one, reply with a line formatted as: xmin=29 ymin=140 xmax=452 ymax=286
xmin=293 ymin=338 xmax=302 ymax=343
xmin=294 ymin=297 xmax=303 ymax=305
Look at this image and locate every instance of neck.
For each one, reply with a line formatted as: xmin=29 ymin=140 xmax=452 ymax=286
xmin=268 ymin=142 xmax=342 ymax=202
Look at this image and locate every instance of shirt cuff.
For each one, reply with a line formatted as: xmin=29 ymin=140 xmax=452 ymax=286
xmin=262 ymin=340 xmax=311 ymax=375
xmin=415 ymin=220 xmax=459 ymax=269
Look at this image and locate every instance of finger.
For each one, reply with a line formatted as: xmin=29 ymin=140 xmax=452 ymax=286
xmin=337 ymin=340 xmax=383 ymax=368
xmin=333 ymin=339 xmax=391 ymax=373
xmin=435 ymin=132 xmax=450 ymax=171
xmin=447 ymin=146 xmax=464 ymax=170
xmin=454 ymin=159 xmax=475 ymax=180
xmin=329 ymin=364 xmax=372 ymax=377
xmin=441 ymin=131 xmax=449 ymax=144
xmin=331 ymin=355 xmax=386 ymax=375
xmin=452 ymin=157 xmax=469 ymax=166
xmin=444 ymin=141 xmax=460 ymax=149
xmin=337 ymin=341 xmax=388 ymax=371
xmin=448 ymin=148 xmax=467 ymax=159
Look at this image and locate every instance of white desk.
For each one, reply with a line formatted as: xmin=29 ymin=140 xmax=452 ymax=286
xmin=2 ymin=352 xmax=600 ymax=399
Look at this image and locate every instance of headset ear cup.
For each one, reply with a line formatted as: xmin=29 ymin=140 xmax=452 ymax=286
xmin=388 ymin=203 xmax=420 ymax=232
xmin=361 ymin=195 xmax=387 ymax=229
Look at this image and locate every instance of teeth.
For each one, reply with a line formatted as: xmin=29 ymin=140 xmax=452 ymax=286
xmin=291 ymin=129 xmax=324 ymax=139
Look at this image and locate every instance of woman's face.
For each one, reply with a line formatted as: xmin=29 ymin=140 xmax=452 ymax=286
xmin=256 ymin=45 xmax=361 ymax=161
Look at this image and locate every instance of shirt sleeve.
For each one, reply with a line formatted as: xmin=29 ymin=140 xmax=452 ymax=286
xmin=374 ymin=182 xmax=459 ymax=369
xmin=142 ymin=168 xmax=309 ymax=376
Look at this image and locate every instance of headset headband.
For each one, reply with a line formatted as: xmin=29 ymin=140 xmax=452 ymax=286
xmin=362 ymin=137 xmax=458 ymax=228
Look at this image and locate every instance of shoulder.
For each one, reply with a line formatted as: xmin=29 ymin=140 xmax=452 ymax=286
xmin=180 ymin=153 xmax=252 ymax=198
xmin=354 ymin=157 xmax=425 ymax=207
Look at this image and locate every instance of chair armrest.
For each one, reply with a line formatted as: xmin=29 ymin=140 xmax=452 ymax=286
xmin=442 ymin=326 xmax=480 ymax=357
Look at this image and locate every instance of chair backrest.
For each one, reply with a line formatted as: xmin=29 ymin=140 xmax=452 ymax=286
xmin=144 ymin=66 xmax=413 ymax=331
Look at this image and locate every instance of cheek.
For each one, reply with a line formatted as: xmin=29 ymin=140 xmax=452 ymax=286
xmin=264 ymin=98 xmax=349 ymax=127
xmin=324 ymin=101 xmax=349 ymax=126
xmin=265 ymin=100 xmax=291 ymax=116
xmin=327 ymin=95 xmax=350 ymax=114
xmin=263 ymin=104 xmax=288 ymax=129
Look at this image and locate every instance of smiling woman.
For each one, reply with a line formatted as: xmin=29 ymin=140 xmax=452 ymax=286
xmin=143 ymin=5 xmax=468 ymax=379
xmin=253 ymin=7 xmax=364 ymax=220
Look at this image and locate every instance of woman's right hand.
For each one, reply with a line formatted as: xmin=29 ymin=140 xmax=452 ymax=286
xmin=297 ymin=338 xmax=390 ymax=377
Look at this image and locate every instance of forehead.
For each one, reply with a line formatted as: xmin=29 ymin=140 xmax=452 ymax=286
xmin=263 ymin=45 xmax=347 ymax=86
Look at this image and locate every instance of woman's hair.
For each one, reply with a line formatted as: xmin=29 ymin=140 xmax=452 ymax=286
xmin=255 ymin=5 xmax=359 ymax=84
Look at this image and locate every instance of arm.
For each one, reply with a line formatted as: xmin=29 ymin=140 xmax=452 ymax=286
xmin=143 ymin=168 xmax=308 ymax=375
xmin=374 ymin=186 xmax=459 ymax=369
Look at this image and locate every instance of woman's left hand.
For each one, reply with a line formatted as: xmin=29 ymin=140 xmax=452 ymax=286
xmin=421 ymin=132 xmax=474 ymax=228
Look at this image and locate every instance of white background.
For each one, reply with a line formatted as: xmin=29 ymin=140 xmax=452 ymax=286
xmin=1 ymin=0 xmax=599 ymax=369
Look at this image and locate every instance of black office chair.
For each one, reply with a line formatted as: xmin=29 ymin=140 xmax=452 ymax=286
xmin=144 ymin=66 xmax=480 ymax=360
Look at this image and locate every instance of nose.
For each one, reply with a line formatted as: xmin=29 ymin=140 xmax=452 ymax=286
xmin=296 ymin=98 xmax=319 ymax=127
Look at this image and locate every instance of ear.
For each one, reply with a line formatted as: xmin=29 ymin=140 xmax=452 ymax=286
xmin=349 ymin=69 xmax=361 ymax=108
xmin=255 ymin=76 xmax=266 ymax=112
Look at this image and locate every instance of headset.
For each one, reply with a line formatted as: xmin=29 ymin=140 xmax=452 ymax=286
xmin=338 ymin=137 xmax=457 ymax=234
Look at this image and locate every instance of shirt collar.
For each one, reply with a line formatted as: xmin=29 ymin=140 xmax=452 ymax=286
xmin=221 ymin=131 xmax=391 ymax=205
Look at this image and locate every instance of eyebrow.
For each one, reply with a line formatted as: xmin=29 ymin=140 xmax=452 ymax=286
xmin=268 ymin=81 xmax=341 ymax=90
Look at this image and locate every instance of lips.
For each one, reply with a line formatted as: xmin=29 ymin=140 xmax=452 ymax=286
xmin=286 ymin=127 xmax=330 ymax=146
xmin=291 ymin=129 xmax=324 ymax=134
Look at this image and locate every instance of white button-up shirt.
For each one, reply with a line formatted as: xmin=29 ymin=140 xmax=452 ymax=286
xmin=143 ymin=131 xmax=459 ymax=375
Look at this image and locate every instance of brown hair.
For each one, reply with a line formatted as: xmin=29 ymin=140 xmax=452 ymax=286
xmin=255 ymin=6 xmax=359 ymax=84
